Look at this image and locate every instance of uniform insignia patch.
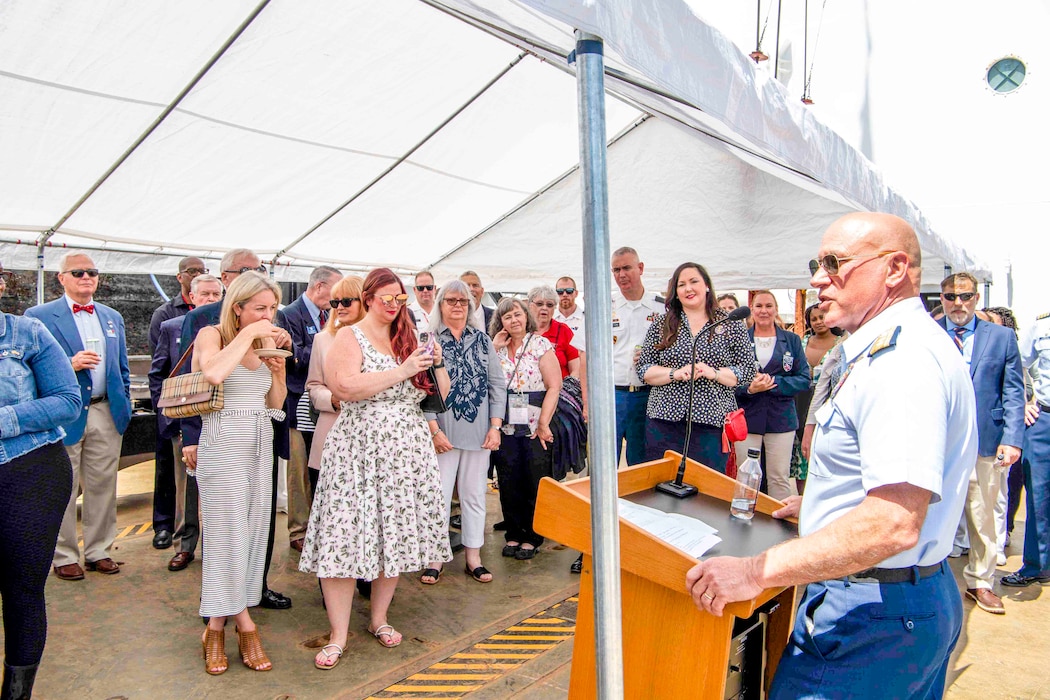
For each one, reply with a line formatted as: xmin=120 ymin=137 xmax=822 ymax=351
xmin=868 ymin=326 xmax=901 ymax=359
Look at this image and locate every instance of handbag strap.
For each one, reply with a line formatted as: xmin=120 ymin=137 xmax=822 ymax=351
xmin=168 ymin=342 xmax=195 ymax=379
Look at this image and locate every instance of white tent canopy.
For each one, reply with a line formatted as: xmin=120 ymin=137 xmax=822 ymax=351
xmin=0 ymin=0 xmax=987 ymax=288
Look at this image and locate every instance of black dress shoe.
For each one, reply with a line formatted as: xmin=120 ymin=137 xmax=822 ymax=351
xmin=570 ymin=554 xmax=583 ymax=574
xmin=258 ymin=588 xmax=292 ymax=609
xmin=356 ymin=579 xmax=372 ymax=600
xmin=1001 ymin=572 xmax=1050 ymax=587
xmin=152 ymin=529 xmax=173 ymax=549
xmin=449 ymin=514 xmax=462 ymax=529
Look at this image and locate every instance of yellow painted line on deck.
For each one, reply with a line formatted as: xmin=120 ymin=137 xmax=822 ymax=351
xmin=375 ymin=596 xmax=577 ymax=698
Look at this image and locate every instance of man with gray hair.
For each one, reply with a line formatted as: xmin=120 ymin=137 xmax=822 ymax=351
xmin=283 ymin=265 xmax=342 ymax=551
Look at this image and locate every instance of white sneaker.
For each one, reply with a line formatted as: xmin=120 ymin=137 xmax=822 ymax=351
xmin=997 ymin=552 xmax=1008 ymax=566
xmin=950 ymin=545 xmax=969 ymax=558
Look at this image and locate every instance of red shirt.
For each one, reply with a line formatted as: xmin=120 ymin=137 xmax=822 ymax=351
xmin=542 ymin=318 xmax=579 ymax=378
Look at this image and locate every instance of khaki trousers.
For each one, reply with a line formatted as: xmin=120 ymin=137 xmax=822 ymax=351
xmin=964 ymin=455 xmax=1003 ymax=590
xmin=55 ymin=401 xmax=121 ymax=566
xmin=286 ymin=428 xmax=312 ymax=542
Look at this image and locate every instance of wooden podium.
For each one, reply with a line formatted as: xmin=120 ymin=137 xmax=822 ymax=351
xmin=534 ymin=452 xmax=798 ymax=699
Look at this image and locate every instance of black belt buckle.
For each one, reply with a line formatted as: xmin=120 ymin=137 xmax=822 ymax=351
xmin=90 ymin=396 xmax=107 ymax=405
xmin=615 ymin=385 xmax=649 ymax=393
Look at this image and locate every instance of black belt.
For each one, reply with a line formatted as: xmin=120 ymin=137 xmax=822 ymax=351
xmin=89 ymin=396 xmax=107 ymax=405
xmin=614 ymin=385 xmax=650 ymax=393
xmin=847 ymin=560 xmax=944 ymax=584
xmin=1039 ymin=402 xmax=1050 ymax=413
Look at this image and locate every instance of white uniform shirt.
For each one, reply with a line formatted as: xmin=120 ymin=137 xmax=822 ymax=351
xmin=409 ymin=302 xmax=434 ymax=331
xmin=554 ymin=305 xmax=585 ymax=352
xmin=802 ymin=298 xmax=977 ymax=568
xmin=65 ymin=294 xmax=106 ymax=398
xmin=1020 ymin=314 xmax=1050 ymax=405
xmin=611 ymin=290 xmax=662 ymax=386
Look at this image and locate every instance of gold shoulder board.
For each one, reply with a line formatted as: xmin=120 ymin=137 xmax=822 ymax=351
xmin=868 ymin=326 xmax=901 ymax=359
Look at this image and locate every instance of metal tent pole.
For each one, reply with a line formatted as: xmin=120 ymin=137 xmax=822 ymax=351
xmin=574 ymin=30 xmax=624 ymax=700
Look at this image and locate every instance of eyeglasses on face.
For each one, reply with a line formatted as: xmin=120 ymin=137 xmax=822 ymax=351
xmin=180 ymin=267 xmax=209 ymax=275
xmin=556 ymin=287 xmax=576 ymax=295
xmin=531 ymin=300 xmax=556 ymax=309
xmin=942 ymin=292 xmax=976 ymax=302
xmin=330 ymin=297 xmax=360 ymax=308
xmin=808 ymin=251 xmax=894 ymax=276
xmin=414 ymin=285 xmax=435 ymax=291
xmin=443 ymin=297 xmax=470 ymax=307
xmin=224 ymin=265 xmax=267 ymax=275
xmin=377 ymin=293 xmax=409 ymax=306
xmin=65 ymin=268 xmax=100 ymax=278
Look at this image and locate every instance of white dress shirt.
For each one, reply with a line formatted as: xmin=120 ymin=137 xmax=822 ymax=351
xmin=611 ymin=290 xmax=662 ymax=386
xmin=65 ymin=294 xmax=106 ymax=398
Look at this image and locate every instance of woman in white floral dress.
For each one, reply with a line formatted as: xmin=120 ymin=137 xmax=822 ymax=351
xmin=299 ymin=268 xmax=450 ymax=669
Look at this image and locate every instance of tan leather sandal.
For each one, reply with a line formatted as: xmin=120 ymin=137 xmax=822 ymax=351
xmin=202 ymin=627 xmax=227 ymax=675
xmin=236 ymin=626 xmax=272 ymax=671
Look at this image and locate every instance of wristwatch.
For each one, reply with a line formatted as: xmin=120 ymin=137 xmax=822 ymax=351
xmin=433 ymin=361 xmax=445 ymax=369
xmin=669 ymin=368 xmax=676 ymax=382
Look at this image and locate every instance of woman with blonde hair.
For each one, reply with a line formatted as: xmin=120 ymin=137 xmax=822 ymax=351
xmin=306 ymin=275 xmax=365 ymax=488
xmin=193 ymin=272 xmax=288 ymax=675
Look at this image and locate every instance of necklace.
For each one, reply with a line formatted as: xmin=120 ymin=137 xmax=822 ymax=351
xmin=755 ymin=335 xmax=775 ymax=348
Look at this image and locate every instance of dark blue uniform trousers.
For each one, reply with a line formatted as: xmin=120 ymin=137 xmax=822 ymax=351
xmin=1019 ymin=409 xmax=1050 ymax=577
xmin=770 ymin=561 xmax=961 ymax=700
xmin=614 ymin=387 xmax=648 ymax=466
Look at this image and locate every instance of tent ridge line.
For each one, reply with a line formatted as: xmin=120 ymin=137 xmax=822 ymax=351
xmin=426 ymin=113 xmax=651 ymax=270
xmin=39 ymin=0 xmax=276 ymax=245
xmin=0 ymin=69 xmax=167 ymax=109
xmin=271 ymin=51 xmax=529 ymax=263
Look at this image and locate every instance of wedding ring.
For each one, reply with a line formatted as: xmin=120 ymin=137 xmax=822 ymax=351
xmin=703 ymin=592 xmax=715 ymax=600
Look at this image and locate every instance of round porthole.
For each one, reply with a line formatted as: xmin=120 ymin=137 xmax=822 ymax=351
xmin=986 ymin=57 xmax=1026 ymax=94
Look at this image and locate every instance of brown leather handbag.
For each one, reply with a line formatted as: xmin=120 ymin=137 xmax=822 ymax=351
xmin=157 ymin=342 xmax=224 ymax=418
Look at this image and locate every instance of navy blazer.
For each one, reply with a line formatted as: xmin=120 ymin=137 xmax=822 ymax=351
xmin=24 ymin=298 xmax=132 ymax=444
xmin=177 ymin=300 xmax=293 ymax=458
xmin=736 ymin=327 xmax=811 ymax=434
xmin=148 ymin=315 xmax=187 ymax=441
xmin=281 ymin=294 xmax=320 ymax=395
xmin=941 ymin=318 xmax=1025 ymax=456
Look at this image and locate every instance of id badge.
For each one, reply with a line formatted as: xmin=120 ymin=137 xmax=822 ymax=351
xmin=508 ymin=393 xmax=529 ymax=425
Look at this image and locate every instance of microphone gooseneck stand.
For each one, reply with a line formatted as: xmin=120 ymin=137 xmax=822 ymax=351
xmin=655 ymin=306 xmax=752 ymax=498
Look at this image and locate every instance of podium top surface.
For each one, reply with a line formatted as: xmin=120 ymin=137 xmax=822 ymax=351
xmin=624 ymin=489 xmax=797 ymax=560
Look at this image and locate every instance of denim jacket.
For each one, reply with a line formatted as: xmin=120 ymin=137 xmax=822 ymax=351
xmin=0 ymin=312 xmax=82 ymax=463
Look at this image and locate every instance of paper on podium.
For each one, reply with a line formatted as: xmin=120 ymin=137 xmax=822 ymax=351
xmin=618 ymin=498 xmax=722 ymax=558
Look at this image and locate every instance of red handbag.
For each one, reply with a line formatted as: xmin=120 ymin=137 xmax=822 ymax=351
xmin=722 ymin=408 xmax=748 ymax=478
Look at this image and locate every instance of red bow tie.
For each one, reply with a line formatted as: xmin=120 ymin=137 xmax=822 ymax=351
xmin=73 ymin=303 xmax=95 ymax=314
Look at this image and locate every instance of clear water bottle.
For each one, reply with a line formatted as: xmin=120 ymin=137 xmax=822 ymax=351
xmin=731 ymin=448 xmax=762 ymax=521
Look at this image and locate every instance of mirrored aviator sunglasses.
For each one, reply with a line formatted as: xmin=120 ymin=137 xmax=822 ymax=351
xmin=378 ymin=293 xmax=409 ymax=306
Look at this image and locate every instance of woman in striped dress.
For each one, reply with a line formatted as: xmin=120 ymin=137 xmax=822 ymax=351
xmin=193 ymin=272 xmax=287 ymax=675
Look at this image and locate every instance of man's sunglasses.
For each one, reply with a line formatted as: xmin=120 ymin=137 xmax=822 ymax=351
xmin=556 ymin=287 xmax=576 ymax=295
xmin=942 ymin=292 xmax=976 ymax=302
xmin=377 ymin=293 xmax=409 ymax=306
xmin=180 ymin=267 xmax=209 ymax=275
xmin=414 ymin=285 xmax=435 ymax=292
xmin=224 ymin=265 xmax=267 ymax=274
xmin=65 ymin=268 xmax=100 ymax=278
xmin=330 ymin=297 xmax=360 ymax=308
xmin=808 ymin=251 xmax=894 ymax=276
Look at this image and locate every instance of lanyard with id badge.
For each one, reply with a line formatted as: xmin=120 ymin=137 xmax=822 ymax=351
xmin=506 ymin=334 xmax=534 ymax=430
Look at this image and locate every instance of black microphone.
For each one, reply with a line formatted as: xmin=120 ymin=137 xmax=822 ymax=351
xmin=656 ymin=306 xmax=751 ymax=498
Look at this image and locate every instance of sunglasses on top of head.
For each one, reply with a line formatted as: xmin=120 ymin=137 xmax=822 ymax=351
xmin=330 ymin=297 xmax=360 ymax=308
xmin=65 ymin=268 xmax=100 ymax=278
xmin=224 ymin=265 xmax=267 ymax=275
xmin=377 ymin=293 xmax=409 ymax=306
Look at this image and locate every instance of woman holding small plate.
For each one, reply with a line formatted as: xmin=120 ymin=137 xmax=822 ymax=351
xmin=192 ymin=272 xmax=288 ymax=675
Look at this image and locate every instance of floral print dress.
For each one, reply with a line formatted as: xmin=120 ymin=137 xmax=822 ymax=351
xmin=299 ymin=326 xmax=451 ymax=580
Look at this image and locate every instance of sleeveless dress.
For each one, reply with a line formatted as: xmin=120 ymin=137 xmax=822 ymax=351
xmin=299 ymin=326 xmax=451 ymax=580
xmin=196 ymin=362 xmax=282 ymax=617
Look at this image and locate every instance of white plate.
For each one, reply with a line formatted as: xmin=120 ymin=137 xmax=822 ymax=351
xmin=255 ymin=348 xmax=292 ymax=359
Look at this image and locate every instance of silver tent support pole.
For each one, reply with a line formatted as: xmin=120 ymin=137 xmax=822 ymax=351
xmin=35 ymin=235 xmax=49 ymax=306
xmin=575 ymin=30 xmax=624 ymax=700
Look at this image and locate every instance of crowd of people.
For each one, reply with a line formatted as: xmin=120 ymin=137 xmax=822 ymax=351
xmin=1 ymin=216 xmax=1049 ymax=696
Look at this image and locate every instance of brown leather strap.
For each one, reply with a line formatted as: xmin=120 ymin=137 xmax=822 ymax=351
xmin=168 ymin=342 xmax=195 ymax=378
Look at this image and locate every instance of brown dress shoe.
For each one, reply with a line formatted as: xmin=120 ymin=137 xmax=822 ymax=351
xmin=84 ymin=558 xmax=120 ymax=575
xmin=53 ymin=563 xmax=85 ymax=581
xmin=966 ymin=587 xmax=1005 ymax=615
xmin=289 ymin=539 xmax=304 ymax=552
xmin=168 ymin=551 xmax=195 ymax=571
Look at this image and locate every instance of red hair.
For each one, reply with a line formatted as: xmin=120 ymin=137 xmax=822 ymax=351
xmin=362 ymin=268 xmax=432 ymax=393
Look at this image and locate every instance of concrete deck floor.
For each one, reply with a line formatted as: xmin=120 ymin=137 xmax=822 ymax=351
xmin=5 ymin=461 xmax=1050 ymax=699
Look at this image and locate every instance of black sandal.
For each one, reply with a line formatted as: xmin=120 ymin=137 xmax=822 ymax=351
xmin=465 ymin=564 xmax=493 ymax=583
xmin=419 ymin=567 xmax=442 ymax=585
xmin=515 ymin=546 xmax=537 ymax=560
xmin=501 ymin=544 xmax=521 ymax=557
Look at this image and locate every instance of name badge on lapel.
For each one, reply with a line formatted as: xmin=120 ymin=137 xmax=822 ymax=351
xmin=105 ymin=320 xmax=117 ymax=338
xmin=783 ymin=351 xmax=794 ymax=372
xmin=307 ymin=325 xmax=318 ymax=336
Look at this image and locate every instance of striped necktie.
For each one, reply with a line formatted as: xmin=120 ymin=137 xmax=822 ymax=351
xmin=952 ymin=326 xmax=966 ymax=354
xmin=318 ymin=309 xmax=329 ymax=326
